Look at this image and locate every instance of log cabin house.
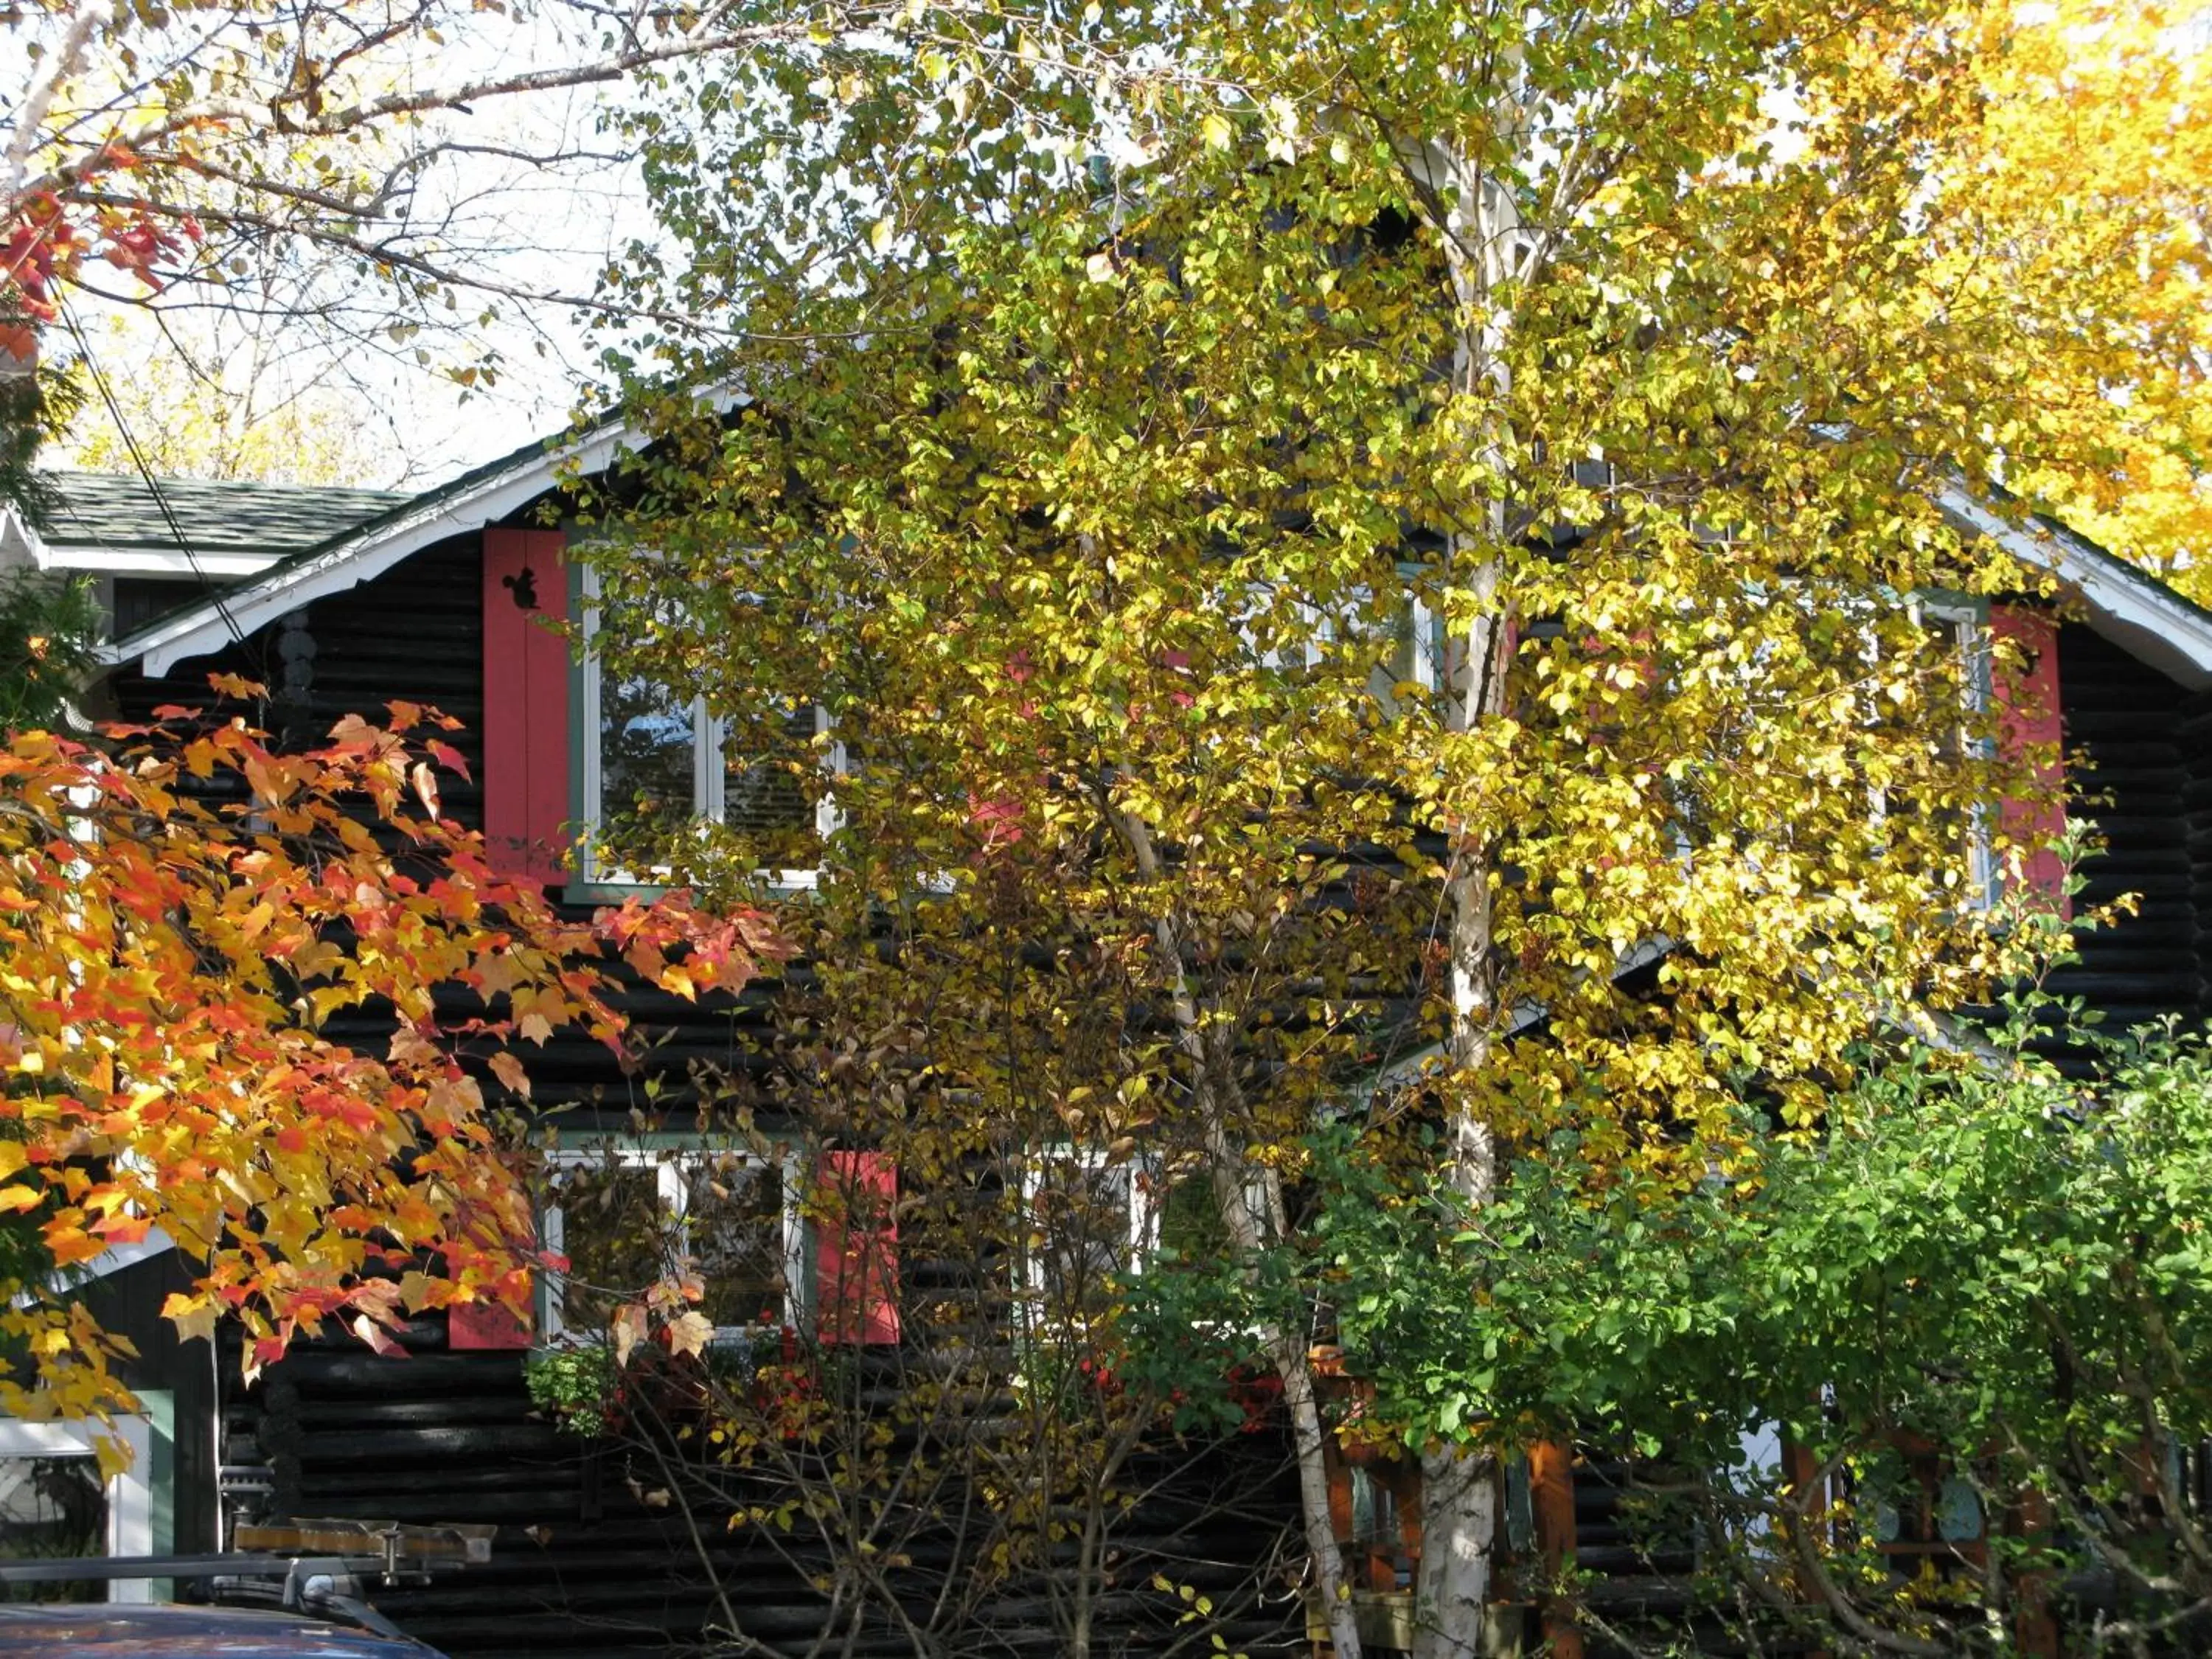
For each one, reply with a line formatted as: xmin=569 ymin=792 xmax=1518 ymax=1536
xmin=25 ymin=431 xmax=2212 ymax=1658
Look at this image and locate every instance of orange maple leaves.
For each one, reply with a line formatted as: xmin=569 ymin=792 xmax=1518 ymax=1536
xmin=0 ymin=685 xmax=782 ymax=1419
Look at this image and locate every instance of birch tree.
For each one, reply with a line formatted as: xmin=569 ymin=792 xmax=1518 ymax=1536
xmin=578 ymin=1 xmax=2202 ymax=1652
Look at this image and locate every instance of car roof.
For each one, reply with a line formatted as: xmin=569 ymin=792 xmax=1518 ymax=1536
xmin=0 ymin=1602 xmax=437 ymax=1656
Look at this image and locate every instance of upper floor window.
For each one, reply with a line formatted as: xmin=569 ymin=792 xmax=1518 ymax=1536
xmin=574 ymin=563 xmax=836 ymax=886
xmin=1908 ymin=594 xmax=2000 ymax=909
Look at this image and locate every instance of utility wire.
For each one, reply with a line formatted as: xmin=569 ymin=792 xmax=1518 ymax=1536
xmin=58 ymin=299 xmax=248 ymax=656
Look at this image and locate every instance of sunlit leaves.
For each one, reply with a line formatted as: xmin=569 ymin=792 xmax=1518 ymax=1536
xmin=571 ymin=3 xmax=2168 ymax=1638
xmin=0 ymin=692 xmax=777 ymax=1421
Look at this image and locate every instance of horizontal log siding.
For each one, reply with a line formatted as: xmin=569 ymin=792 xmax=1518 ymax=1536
xmin=2048 ymin=625 xmax=2202 ymax=1026
xmin=111 ymin=535 xmax=490 ymax=824
xmin=111 ymin=552 xmax=2212 ymax=1659
xmin=222 ymin=1318 xmax=1305 ymax=1659
xmin=2185 ymin=687 xmax=2212 ymax=1019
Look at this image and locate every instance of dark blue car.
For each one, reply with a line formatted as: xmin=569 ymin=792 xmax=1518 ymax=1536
xmin=0 ymin=1604 xmax=446 ymax=1655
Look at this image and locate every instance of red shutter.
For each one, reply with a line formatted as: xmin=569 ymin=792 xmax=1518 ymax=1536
xmin=816 ymin=1152 xmax=899 ymax=1345
xmin=1990 ymin=605 xmax=2067 ymax=911
xmin=481 ymin=529 xmax=571 ymax=884
xmin=449 ymin=1293 xmax=533 ymax=1351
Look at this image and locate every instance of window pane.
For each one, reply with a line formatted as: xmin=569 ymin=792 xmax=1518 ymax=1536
xmin=554 ymin=1166 xmax=665 ymax=1337
xmin=0 ymin=1455 xmax=105 ymax=1602
xmin=1155 ymin=1173 xmax=1230 ymax=1265
xmin=599 ymin=669 xmax=698 ymax=834
xmin=720 ymin=700 xmax=816 ymax=835
xmin=1032 ymin=1160 xmax=1134 ymax=1312
xmin=685 ymin=1162 xmax=785 ymax=1328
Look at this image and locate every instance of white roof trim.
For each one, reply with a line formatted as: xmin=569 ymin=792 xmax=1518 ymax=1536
xmin=1935 ymin=483 xmax=2212 ymax=692
xmin=1 ymin=509 xmax=279 ymax=580
xmin=102 ymin=419 xmax=644 ymax=678
xmin=8 ymin=1228 xmax=177 ymax=1307
xmin=0 ymin=511 xmax=281 ymax=580
xmin=47 ymin=546 xmax=279 ymax=577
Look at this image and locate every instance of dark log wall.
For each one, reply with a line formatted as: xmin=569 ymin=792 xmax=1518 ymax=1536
xmin=109 ymin=535 xmax=487 ymax=818
xmin=108 ymin=532 xmax=1308 ymax=1658
xmin=2051 ymin=625 xmax=2208 ymax=1024
xmin=217 ymin=1319 xmax=1304 ymax=1659
xmin=2186 ymin=686 xmax=2212 ymax=1019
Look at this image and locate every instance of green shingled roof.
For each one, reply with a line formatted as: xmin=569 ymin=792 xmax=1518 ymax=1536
xmin=38 ymin=472 xmax=409 ymax=559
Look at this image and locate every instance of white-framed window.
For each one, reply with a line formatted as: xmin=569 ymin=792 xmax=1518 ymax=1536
xmin=1018 ymin=1150 xmax=1157 ymax=1318
xmin=574 ymin=563 xmax=840 ymax=887
xmin=1237 ymin=579 xmax=1439 ymax=701
xmin=0 ymin=1415 xmax=153 ymax=1602
xmin=1904 ymin=594 xmax=2000 ymax=911
xmin=1310 ymin=583 xmax=1444 ymax=709
xmin=1015 ymin=1149 xmax=1234 ymax=1321
xmin=539 ymin=1144 xmax=807 ymax=1347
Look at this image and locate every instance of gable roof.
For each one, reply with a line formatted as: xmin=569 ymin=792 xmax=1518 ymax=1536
xmin=1932 ymin=484 xmax=2212 ymax=691
xmin=5 ymin=473 xmax=407 ymax=581
xmin=97 ymin=422 xmax=2212 ymax=692
xmin=98 ymin=417 xmax=653 ymax=675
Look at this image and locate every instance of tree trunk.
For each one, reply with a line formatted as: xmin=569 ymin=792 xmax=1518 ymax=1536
xmin=1416 ymin=736 xmax=1506 ymax=1659
xmin=1106 ymin=801 xmax=1366 ymax=1659
xmin=1418 ymin=1443 xmax=1499 ymax=1659
xmin=1408 ymin=128 xmax=1522 ymax=1659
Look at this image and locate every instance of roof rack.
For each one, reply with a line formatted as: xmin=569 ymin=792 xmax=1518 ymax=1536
xmin=0 ymin=1519 xmax=494 ymax=1642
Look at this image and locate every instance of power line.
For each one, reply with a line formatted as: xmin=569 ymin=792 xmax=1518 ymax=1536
xmin=57 ymin=299 xmax=248 ymax=656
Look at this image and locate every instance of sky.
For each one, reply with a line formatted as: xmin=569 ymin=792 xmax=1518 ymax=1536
xmin=48 ymin=0 xmax=2212 ymax=498
xmin=54 ymin=13 xmax=666 ymax=491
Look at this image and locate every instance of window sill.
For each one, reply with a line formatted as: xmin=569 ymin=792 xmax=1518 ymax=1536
xmin=531 ymin=1320 xmax=800 ymax=1366
xmin=560 ymin=869 xmax=824 ymax=906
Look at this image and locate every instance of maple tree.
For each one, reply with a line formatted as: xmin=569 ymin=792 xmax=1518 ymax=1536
xmin=0 ymin=685 xmax=776 ymax=1429
xmin=0 ymin=0 xmax=877 ymax=333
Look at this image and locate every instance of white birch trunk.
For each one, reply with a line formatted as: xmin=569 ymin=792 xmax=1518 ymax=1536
xmin=1408 ymin=129 xmax=1523 ymax=1659
xmin=2 ymin=0 xmax=102 ymax=204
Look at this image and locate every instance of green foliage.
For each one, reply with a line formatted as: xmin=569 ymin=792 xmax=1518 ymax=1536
xmin=1311 ymin=990 xmax=2212 ymax=1648
xmin=0 ymin=571 xmax=99 ymax=734
xmin=524 ymin=1343 xmax=625 ymax=1439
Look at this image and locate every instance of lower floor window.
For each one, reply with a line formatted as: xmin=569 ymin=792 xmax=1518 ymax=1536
xmin=1019 ymin=1152 xmax=1232 ymax=1321
xmin=0 ymin=1416 xmax=154 ymax=1603
xmin=540 ymin=1148 xmax=801 ymax=1345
